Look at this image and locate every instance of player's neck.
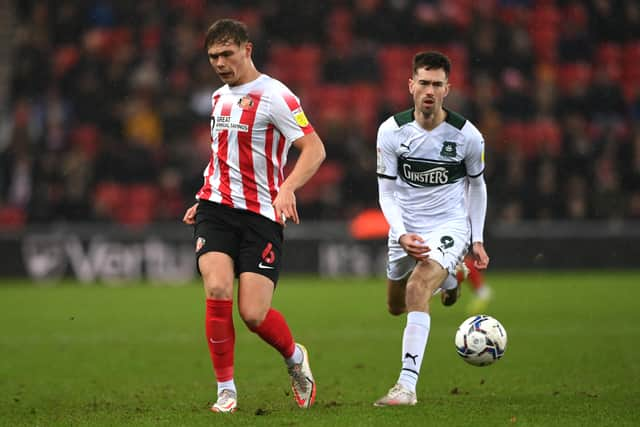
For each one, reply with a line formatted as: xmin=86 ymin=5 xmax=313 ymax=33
xmin=414 ymin=108 xmax=446 ymax=131
xmin=232 ymin=63 xmax=261 ymax=86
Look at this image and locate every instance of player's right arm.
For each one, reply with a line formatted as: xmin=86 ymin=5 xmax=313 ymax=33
xmin=183 ymin=202 xmax=198 ymax=225
xmin=376 ymin=122 xmax=429 ymax=260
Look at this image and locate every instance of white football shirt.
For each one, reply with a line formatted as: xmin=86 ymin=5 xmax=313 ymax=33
xmin=376 ymin=108 xmax=485 ymax=237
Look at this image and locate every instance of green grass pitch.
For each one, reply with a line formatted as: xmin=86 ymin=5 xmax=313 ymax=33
xmin=1 ymin=271 xmax=639 ymax=426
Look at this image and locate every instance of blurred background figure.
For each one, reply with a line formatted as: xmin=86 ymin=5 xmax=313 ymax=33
xmin=457 ymin=255 xmax=493 ymax=315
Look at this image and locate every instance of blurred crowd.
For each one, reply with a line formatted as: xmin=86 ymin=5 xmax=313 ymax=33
xmin=1 ymin=0 xmax=639 ymax=229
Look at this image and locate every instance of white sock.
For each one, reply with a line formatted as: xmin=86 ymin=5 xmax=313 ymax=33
xmin=398 ymin=311 xmax=431 ymax=393
xmin=285 ymin=344 xmax=303 ymax=367
xmin=217 ymin=379 xmax=236 ymax=395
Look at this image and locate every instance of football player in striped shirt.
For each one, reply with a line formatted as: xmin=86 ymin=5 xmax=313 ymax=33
xmin=374 ymin=51 xmax=490 ymax=406
xmin=182 ymin=19 xmax=325 ymax=413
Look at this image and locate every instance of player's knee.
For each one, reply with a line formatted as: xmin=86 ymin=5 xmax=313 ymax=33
xmin=239 ymin=307 xmax=267 ymax=330
xmin=203 ymin=278 xmax=232 ymax=299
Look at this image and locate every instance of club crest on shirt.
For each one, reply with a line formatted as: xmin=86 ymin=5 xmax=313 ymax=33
xmin=238 ymin=95 xmax=255 ymax=110
xmin=195 ymin=237 xmax=206 ymax=252
xmin=440 ymin=141 xmax=457 ymax=157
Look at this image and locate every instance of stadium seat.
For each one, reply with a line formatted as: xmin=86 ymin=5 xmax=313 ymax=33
xmin=441 ymin=44 xmax=469 ymax=92
xmin=524 ymin=119 xmax=562 ymax=158
xmin=116 ymin=184 xmax=158 ymax=226
xmin=622 ymin=42 xmax=640 ymax=83
xmin=500 ymin=121 xmax=527 ymax=154
xmin=70 ymin=124 xmax=100 ymax=158
xmin=267 ymin=44 xmax=323 ymax=89
xmin=595 ymin=43 xmax=623 ymax=81
xmin=291 ymin=161 xmax=344 ymax=204
xmin=0 ymin=206 xmax=26 ymax=228
xmin=307 ymin=84 xmax=352 ymax=129
xmin=556 ymin=62 xmax=592 ymax=94
xmin=596 ymin=42 xmax=622 ymax=65
xmin=529 ymin=27 xmax=558 ymax=63
xmin=441 ymin=0 xmax=472 ymax=30
xmin=93 ymin=182 xmax=127 ymax=220
xmin=529 ymin=4 xmax=561 ymax=28
xmin=622 ymin=41 xmax=640 ymax=65
xmin=349 ymin=83 xmax=380 ymax=138
xmin=378 ymin=46 xmax=414 ymax=84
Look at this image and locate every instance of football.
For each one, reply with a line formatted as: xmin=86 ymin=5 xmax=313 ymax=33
xmin=455 ymin=315 xmax=507 ymax=366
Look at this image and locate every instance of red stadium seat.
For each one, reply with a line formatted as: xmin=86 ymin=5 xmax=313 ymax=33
xmin=622 ymin=42 xmax=640 ymax=82
xmin=442 ymin=0 xmax=472 ymax=30
xmin=267 ymin=44 xmax=323 ymax=90
xmin=529 ymin=27 xmax=558 ymax=63
xmin=529 ymin=4 xmax=561 ymax=29
xmin=556 ymin=62 xmax=592 ymax=94
xmin=115 ymin=184 xmax=158 ymax=226
xmin=294 ymin=161 xmax=344 ymax=204
xmin=526 ymin=119 xmax=562 ymax=158
xmin=0 ymin=206 xmax=26 ymax=228
xmin=93 ymin=182 xmax=126 ymax=220
xmin=378 ymin=46 xmax=414 ymax=85
xmin=595 ymin=43 xmax=623 ymax=81
xmin=70 ymin=124 xmax=100 ymax=158
xmin=596 ymin=42 xmax=622 ymax=65
xmin=306 ymin=84 xmax=352 ymax=129
xmin=622 ymin=41 xmax=640 ymax=65
xmin=500 ymin=121 xmax=527 ymax=154
xmin=349 ymin=83 xmax=380 ymax=138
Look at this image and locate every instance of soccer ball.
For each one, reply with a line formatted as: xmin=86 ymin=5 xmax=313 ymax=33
xmin=455 ymin=315 xmax=507 ymax=366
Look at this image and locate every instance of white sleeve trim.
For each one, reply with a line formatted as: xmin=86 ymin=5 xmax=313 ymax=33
xmin=467 ymin=175 xmax=487 ymax=243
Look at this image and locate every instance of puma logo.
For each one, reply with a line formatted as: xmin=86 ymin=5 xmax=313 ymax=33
xmin=404 ymin=352 xmax=419 ymax=365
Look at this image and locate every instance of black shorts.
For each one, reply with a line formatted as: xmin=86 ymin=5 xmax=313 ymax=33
xmin=193 ymin=200 xmax=284 ymax=284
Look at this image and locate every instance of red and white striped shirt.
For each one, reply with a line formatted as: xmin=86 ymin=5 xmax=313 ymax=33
xmin=196 ymin=74 xmax=314 ymax=222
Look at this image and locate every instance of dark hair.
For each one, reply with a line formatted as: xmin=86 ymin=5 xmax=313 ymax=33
xmin=204 ymin=19 xmax=250 ymax=50
xmin=412 ymin=51 xmax=451 ymax=78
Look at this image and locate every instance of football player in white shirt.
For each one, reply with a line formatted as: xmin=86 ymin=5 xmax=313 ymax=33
xmin=182 ymin=19 xmax=325 ymax=413
xmin=374 ymin=51 xmax=490 ymax=406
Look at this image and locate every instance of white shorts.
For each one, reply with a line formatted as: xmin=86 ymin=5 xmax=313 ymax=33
xmin=386 ymin=225 xmax=470 ymax=283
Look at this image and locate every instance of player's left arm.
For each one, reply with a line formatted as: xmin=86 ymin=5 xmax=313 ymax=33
xmin=275 ymin=132 xmax=326 ymax=224
xmin=466 ymin=131 xmax=490 ymax=269
xmin=467 ymin=176 xmax=489 ymax=269
xmin=269 ymin=89 xmax=326 ymax=225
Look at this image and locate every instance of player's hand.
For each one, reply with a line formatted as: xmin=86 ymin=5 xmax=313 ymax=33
xmin=182 ymin=203 xmax=198 ymax=225
xmin=399 ymin=233 xmax=430 ymax=261
xmin=470 ymin=242 xmax=489 ymax=269
xmin=272 ymin=185 xmax=299 ymax=226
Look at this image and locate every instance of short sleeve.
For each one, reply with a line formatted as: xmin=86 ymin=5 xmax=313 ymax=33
xmin=465 ymin=131 xmax=485 ymax=178
xmin=270 ymin=89 xmax=315 ymax=143
xmin=376 ymin=123 xmax=398 ymax=179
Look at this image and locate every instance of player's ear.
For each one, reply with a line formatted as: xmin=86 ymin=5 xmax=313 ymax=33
xmin=443 ymin=82 xmax=450 ymax=98
xmin=408 ymin=78 xmax=414 ymax=95
xmin=244 ymin=41 xmax=253 ymax=58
